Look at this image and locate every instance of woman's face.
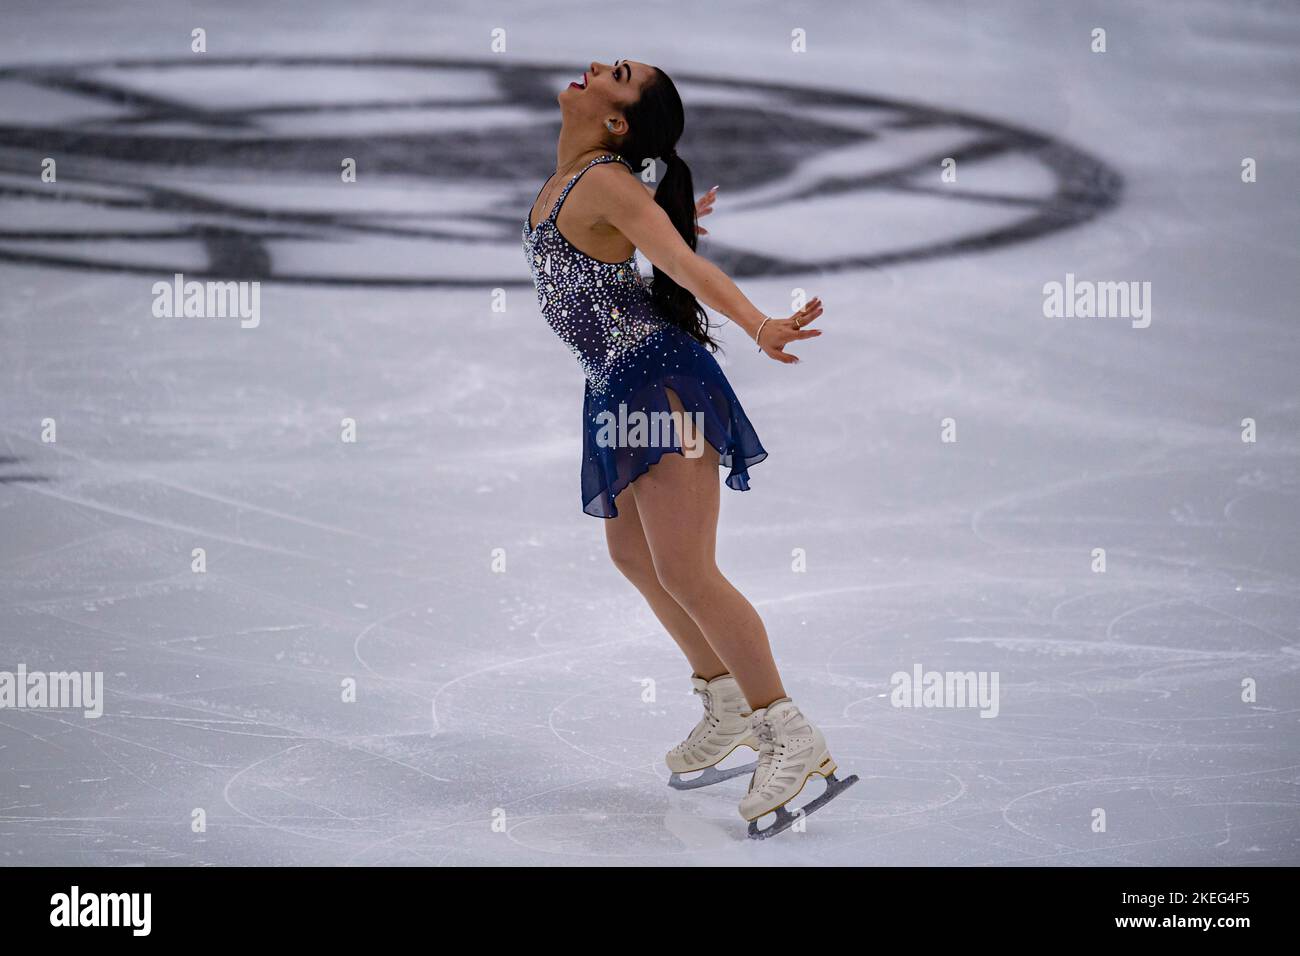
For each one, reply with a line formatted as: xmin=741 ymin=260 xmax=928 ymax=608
xmin=559 ymin=59 xmax=654 ymax=137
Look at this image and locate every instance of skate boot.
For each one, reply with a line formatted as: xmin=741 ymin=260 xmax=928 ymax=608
xmin=666 ymin=673 xmax=759 ymax=790
xmin=739 ymin=697 xmax=858 ymax=839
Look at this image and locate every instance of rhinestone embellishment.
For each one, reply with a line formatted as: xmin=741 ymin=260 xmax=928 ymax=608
xmin=522 ymin=156 xmax=667 ymax=395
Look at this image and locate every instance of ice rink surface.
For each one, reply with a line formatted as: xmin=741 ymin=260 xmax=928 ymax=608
xmin=1 ymin=0 xmax=1298 ymax=865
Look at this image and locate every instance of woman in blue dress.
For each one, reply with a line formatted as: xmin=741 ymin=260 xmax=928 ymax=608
xmin=523 ymin=60 xmax=855 ymax=837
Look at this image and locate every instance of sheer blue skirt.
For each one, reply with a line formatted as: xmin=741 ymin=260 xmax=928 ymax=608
xmin=580 ymin=325 xmax=768 ymax=518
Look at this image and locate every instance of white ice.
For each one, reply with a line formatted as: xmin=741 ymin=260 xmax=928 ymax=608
xmin=0 ymin=0 xmax=1298 ymax=865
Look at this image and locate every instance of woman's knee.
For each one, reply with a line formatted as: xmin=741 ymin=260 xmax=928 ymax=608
xmin=653 ymin=560 xmax=718 ymax=609
xmin=607 ymin=537 xmax=658 ymax=586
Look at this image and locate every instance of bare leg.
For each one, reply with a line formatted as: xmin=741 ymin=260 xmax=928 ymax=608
xmin=605 ymin=483 xmax=728 ymax=679
xmin=628 ymin=390 xmax=786 ymax=710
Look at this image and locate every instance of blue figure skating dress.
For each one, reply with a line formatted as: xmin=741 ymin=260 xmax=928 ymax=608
xmin=523 ymin=153 xmax=767 ymax=518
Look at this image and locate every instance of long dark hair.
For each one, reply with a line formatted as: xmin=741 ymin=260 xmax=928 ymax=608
xmin=615 ymin=68 xmax=717 ymax=350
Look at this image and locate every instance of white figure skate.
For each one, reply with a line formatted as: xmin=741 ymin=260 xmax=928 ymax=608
xmin=666 ymin=673 xmax=759 ymax=790
xmin=739 ymin=697 xmax=858 ymax=839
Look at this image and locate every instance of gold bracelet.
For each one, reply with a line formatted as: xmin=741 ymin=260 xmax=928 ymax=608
xmin=755 ymin=316 xmax=773 ymax=350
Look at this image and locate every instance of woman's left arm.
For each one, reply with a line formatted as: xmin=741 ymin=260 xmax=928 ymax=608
xmin=600 ymin=166 xmax=822 ymax=363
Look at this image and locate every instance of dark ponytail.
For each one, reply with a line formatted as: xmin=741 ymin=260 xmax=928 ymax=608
xmin=616 ymin=69 xmax=717 ymax=351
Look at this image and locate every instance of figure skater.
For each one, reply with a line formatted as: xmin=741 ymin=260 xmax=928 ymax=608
xmin=523 ymin=59 xmax=856 ymax=838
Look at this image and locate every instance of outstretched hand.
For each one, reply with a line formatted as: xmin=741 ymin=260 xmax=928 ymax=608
xmin=695 ymin=185 xmax=718 ymax=236
xmin=757 ymin=298 xmax=823 ymax=364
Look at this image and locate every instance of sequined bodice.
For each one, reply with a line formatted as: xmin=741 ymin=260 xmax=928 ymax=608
xmin=523 ymin=154 xmax=668 ymax=395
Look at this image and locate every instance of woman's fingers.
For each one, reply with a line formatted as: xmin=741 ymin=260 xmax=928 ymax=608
xmin=760 ymin=312 xmax=822 ymax=364
xmin=695 ymin=186 xmax=718 ymax=217
xmin=694 ymin=187 xmax=720 ymax=237
xmin=757 ymin=301 xmax=824 ymax=363
xmin=774 ymin=328 xmax=820 ymax=347
xmin=792 ymin=298 xmax=823 ymax=327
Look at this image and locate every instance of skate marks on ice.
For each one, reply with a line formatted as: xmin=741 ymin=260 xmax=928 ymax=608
xmin=1 ymin=523 xmax=1293 ymax=863
xmin=0 ymin=55 xmax=1119 ymax=286
xmin=2 ymin=383 xmax=1294 ymax=865
xmin=0 ymin=455 xmax=50 ymax=485
xmin=812 ymin=569 xmax=1300 ymax=864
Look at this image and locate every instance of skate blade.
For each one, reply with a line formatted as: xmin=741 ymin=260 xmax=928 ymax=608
xmin=668 ymin=759 xmax=759 ymax=791
xmin=746 ymin=771 xmax=859 ymax=840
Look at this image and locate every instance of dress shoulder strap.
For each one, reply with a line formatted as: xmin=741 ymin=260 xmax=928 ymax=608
xmin=550 ymin=153 xmax=633 ymax=220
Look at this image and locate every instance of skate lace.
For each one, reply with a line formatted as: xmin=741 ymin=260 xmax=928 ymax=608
xmin=752 ymin=715 xmax=781 ymax=784
xmin=673 ymin=685 xmax=716 ymax=753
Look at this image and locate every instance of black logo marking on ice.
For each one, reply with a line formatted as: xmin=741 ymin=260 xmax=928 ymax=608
xmin=0 ymin=56 xmax=1121 ymax=286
